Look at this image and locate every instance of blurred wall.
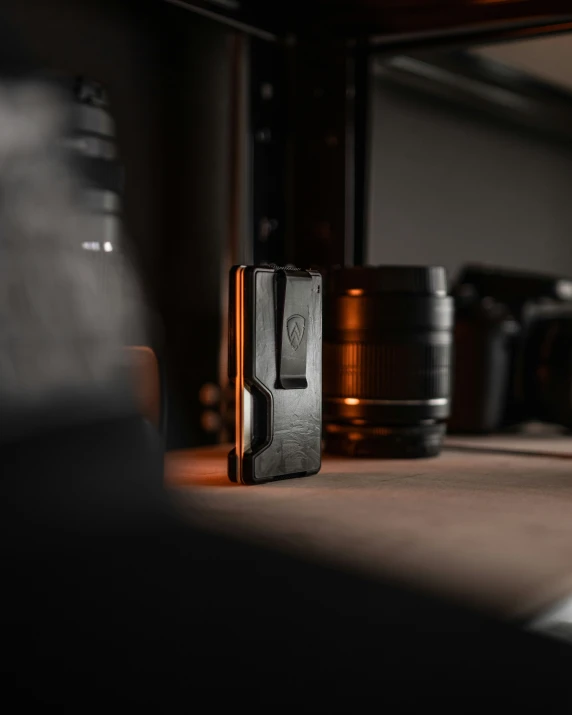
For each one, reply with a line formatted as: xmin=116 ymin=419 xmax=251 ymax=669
xmin=473 ymin=35 xmax=572 ymax=95
xmin=367 ymin=77 xmax=572 ymax=283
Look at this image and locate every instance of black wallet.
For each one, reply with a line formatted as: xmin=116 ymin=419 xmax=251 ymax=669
xmin=228 ymin=265 xmax=322 ymax=484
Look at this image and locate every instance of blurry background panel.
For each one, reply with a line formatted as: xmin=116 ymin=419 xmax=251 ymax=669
xmin=171 ymin=0 xmax=572 ymax=40
xmin=473 ymin=34 xmax=572 ymax=92
xmin=368 ymin=41 xmax=572 ymax=282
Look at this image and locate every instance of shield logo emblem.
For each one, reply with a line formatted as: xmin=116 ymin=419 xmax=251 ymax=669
xmin=286 ymin=314 xmax=305 ymax=351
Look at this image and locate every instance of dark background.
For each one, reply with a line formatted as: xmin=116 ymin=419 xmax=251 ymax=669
xmin=7 ymin=0 xmax=572 ymax=451
xmin=3 ymin=0 xmax=235 ymax=449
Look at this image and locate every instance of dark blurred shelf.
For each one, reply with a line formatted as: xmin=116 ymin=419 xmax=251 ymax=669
xmin=166 ymin=0 xmax=572 ymax=48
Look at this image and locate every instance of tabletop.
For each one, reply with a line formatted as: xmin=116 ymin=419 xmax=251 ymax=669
xmin=165 ymin=432 xmax=572 ymax=627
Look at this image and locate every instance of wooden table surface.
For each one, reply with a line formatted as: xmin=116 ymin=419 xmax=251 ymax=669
xmin=166 ymin=436 xmax=572 ymax=624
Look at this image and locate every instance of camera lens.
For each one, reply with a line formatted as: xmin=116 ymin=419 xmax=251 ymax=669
xmin=323 ymin=266 xmax=454 ymax=458
xmin=522 ymin=310 xmax=572 ymax=430
xmin=69 ymin=76 xmax=123 ymax=256
xmin=58 ymin=76 xmax=145 ymax=345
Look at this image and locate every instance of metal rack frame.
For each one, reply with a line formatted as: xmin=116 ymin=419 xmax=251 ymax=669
xmin=166 ymin=0 xmax=572 ymax=269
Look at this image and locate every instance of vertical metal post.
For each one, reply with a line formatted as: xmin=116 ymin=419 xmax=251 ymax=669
xmin=220 ymin=32 xmax=288 ymax=442
xmin=249 ymin=36 xmax=288 ymax=265
xmin=286 ymin=36 xmax=368 ymax=269
xmin=352 ymin=42 xmax=370 ymax=266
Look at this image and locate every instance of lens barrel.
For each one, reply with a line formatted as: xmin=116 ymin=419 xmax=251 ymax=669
xmin=323 ymin=266 xmax=454 ymax=458
xmin=69 ymin=76 xmax=123 ymax=252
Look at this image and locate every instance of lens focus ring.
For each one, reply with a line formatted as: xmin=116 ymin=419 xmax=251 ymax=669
xmin=324 ymin=339 xmax=451 ymax=401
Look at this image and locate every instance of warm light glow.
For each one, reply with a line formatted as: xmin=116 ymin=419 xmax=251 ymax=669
xmin=236 ymin=268 xmax=244 ymax=482
xmin=348 ymin=432 xmax=364 ymax=441
xmin=347 ymin=289 xmax=364 ymax=296
xmin=344 ymin=398 xmax=360 ymax=406
xmin=126 ymin=346 xmax=160 ymax=428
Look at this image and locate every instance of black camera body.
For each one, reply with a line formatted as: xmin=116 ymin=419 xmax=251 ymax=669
xmin=449 ymin=264 xmax=572 ymax=434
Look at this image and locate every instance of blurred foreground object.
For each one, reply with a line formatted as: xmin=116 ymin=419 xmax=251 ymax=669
xmin=0 ymin=72 xmax=155 ymax=441
xmin=64 ymin=74 xmax=164 ymax=431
